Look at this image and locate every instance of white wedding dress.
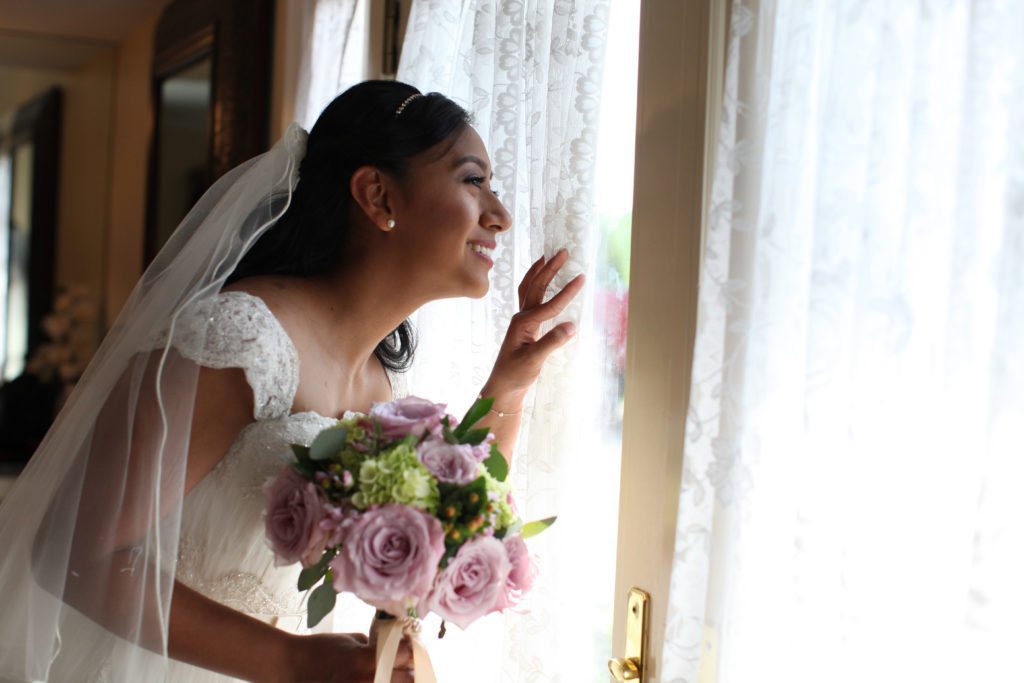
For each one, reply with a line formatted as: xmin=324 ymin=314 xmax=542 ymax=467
xmin=45 ymin=291 xmax=401 ymax=682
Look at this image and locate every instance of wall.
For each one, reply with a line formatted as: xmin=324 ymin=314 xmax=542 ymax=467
xmin=55 ymin=51 xmax=116 ymax=307
xmin=0 ymin=52 xmax=116 ymax=338
xmin=103 ymin=8 xmax=161 ymax=325
xmin=0 ymin=65 xmax=70 ymax=118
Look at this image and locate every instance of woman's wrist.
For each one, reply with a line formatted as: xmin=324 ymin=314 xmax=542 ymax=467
xmin=272 ymin=632 xmax=305 ymax=682
xmin=479 ymin=380 xmax=528 ymax=415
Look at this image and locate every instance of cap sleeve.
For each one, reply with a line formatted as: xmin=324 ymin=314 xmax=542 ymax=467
xmin=168 ymin=291 xmax=299 ymax=421
xmin=386 ymin=367 xmax=409 ymax=400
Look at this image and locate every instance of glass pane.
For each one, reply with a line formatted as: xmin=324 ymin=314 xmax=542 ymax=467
xmin=576 ymin=0 xmax=640 ymax=676
xmin=5 ymin=142 xmax=33 ymax=381
xmin=154 ymin=57 xmax=212 ymax=252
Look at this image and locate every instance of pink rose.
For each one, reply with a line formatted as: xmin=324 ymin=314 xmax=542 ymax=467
xmin=418 ymin=438 xmax=479 ymax=484
xmin=330 ymin=504 xmax=445 ymax=615
xmin=426 ymin=536 xmax=510 ymax=629
xmin=317 ymin=503 xmax=357 ymax=549
xmin=262 ymin=468 xmax=329 ymax=568
xmin=498 ymin=535 xmax=536 ymax=608
xmin=469 ymin=432 xmax=496 ymax=462
xmin=370 ymin=396 xmax=448 ymax=441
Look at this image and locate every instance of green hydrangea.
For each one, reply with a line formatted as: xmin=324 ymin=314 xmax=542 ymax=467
xmin=330 ymin=416 xmax=373 ymax=470
xmin=352 ymin=443 xmax=438 ymax=513
xmin=482 ymin=468 xmax=516 ymax=530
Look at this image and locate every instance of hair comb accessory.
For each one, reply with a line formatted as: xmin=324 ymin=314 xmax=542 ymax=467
xmin=394 ymin=93 xmax=422 ymax=117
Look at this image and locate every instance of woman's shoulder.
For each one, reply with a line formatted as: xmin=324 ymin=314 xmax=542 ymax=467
xmin=182 ymin=276 xmax=306 ymax=420
xmin=218 ymin=276 xmax=310 ymax=342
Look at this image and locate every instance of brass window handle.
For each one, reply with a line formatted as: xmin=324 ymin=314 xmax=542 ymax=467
xmin=608 ymin=588 xmax=649 ymax=681
xmin=608 ymin=655 xmax=642 ymax=681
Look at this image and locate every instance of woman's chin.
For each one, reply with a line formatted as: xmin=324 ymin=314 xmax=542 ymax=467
xmin=468 ymin=279 xmax=490 ymax=299
xmin=460 ymin=273 xmax=490 ymax=299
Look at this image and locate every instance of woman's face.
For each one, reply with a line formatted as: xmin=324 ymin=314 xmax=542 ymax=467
xmin=392 ymin=126 xmax=512 ymax=299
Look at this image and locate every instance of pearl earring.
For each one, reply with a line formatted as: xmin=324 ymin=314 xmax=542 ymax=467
xmin=385 ymin=218 xmax=397 ymax=231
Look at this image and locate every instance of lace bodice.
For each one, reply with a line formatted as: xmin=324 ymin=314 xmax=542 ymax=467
xmin=170 ymin=291 xmax=300 ymax=421
xmin=172 ymin=292 xmax=406 ymax=621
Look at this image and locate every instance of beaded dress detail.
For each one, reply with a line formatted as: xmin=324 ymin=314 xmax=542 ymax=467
xmin=169 ymin=292 xmax=403 ymax=681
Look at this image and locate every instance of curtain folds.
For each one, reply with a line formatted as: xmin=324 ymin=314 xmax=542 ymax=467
xmin=293 ymin=0 xmax=363 ymax=131
xmin=397 ymin=1 xmax=610 ymax=680
xmin=663 ymin=2 xmax=1024 ymax=682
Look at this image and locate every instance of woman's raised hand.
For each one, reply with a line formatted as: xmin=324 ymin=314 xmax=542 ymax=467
xmin=285 ymin=631 xmax=413 ymax=683
xmin=487 ymin=249 xmax=586 ymax=397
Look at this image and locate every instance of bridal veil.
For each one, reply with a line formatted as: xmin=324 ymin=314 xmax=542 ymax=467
xmin=0 ymin=124 xmax=307 ymax=682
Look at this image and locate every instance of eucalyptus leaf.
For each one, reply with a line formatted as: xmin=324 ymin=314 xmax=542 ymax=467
xmin=307 ymin=583 xmax=337 ymax=629
xmin=297 ymin=551 xmax=332 ymax=591
xmin=520 ymin=516 xmax=557 ymax=539
xmin=483 ymin=444 xmax=508 ymax=482
xmin=459 ymin=427 xmax=490 ymax=446
xmin=442 ymin=424 xmax=458 ymax=445
xmin=291 ymin=461 xmax=316 ymax=479
xmin=291 ymin=444 xmax=311 ymax=462
xmin=310 ymin=427 xmax=347 ymax=461
xmin=455 ymin=397 xmax=494 ymax=438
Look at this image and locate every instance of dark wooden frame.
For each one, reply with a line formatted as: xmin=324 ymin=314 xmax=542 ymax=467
xmin=144 ymin=0 xmax=274 ymax=265
xmin=382 ymin=0 xmax=403 ymax=77
xmin=7 ymin=88 xmax=60 ymax=364
xmin=0 ymin=87 xmax=61 ymax=471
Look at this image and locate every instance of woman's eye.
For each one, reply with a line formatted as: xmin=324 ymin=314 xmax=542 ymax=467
xmin=466 ymin=176 xmax=500 ymax=198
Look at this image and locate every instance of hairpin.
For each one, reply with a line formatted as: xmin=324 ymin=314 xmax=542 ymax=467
xmin=394 ymin=93 xmax=422 ymax=117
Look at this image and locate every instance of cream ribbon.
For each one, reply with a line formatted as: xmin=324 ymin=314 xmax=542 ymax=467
xmin=373 ymin=617 xmax=437 ymax=683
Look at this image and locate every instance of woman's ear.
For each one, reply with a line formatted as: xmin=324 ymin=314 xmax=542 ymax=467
xmin=350 ymin=166 xmax=396 ymax=232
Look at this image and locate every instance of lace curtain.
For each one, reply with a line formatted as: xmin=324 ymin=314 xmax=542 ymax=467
xmin=292 ymin=0 xmax=365 ymax=131
xmin=396 ymin=1 xmax=611 ymax=680
xmin=663 ymin=2 xmax=1024 ymax=682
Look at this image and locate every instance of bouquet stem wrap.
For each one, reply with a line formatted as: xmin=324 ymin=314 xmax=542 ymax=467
xmin=374 ymin=617 xmax=436 ymax=683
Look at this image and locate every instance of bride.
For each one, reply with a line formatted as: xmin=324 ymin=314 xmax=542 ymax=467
xmin=0 ymin=80 xmax=582 ymax=682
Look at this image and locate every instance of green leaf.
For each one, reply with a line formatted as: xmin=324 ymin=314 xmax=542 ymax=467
xmin=291 ymin=444 xmax=311 ymax=462
xmin=442 ymin=423 xmax=458 ymax=445
xmin=291 ymin=461 xmax=315 ymax=479
xmin=520 ymin=516 xmax=557 ymax=539
xmin=459 ymin=427 xmax=491 ymax=446
xmin=455 ymin=397 xmax=494 ymax=438
xmin=310 ymin=427 xmax=347 ymax=461
xmin=307 ymin=582 xmax=337 ymax=629
xmin=483 ymin=444 xmax=508 ymax=482
xmin=504 ymin=519 xmax=523 ymax=537
xmin=297 ymin=551 xmax=333 ymax=591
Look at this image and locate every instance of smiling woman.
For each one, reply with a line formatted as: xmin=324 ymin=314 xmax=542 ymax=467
xmin=0 ymin=79 xmax=582 ymax=683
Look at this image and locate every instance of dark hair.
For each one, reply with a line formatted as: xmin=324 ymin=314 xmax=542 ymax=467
xmin=227 ymin=81 xmax=472 ymax=373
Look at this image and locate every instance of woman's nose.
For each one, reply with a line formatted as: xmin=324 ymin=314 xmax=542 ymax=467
xmin=486 ymin=193 xmax=512 ymax=233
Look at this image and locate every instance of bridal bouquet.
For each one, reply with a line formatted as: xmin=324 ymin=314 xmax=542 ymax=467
xmin=262 ymin=396 xmax=554 ymax=633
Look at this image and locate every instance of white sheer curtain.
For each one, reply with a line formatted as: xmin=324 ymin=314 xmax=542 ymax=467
xmin=292 ymin=0 xmax=366 ymax=131
xmin=397 ymin=1 xmax=612 ymax=680
xmin=663 ymin=2 xmax=1024 ymax=682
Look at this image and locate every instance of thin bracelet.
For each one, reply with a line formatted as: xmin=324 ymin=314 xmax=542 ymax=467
xmin=478 ymin=395 xmax=523 ymax=417
xmin=489 ymin=407 xmax=522 ymax=418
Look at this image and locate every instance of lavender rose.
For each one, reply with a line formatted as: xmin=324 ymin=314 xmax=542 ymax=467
xmin=498 ymin=534 xmax=536 ymax=609
xmin=370 ymin=396 xmax=448 ymax=441
xmin=330 ymin=504 xmax=445 ymax=615
xmin=425 ymin=536 xmax=510 ymax=629
xmin=262 ymin=468 xmax=330 ymax=568
xmin=467 ymin=432 xmax=496 ymax=462
xmin=418 ymin=438 xmax=480 ymax=484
